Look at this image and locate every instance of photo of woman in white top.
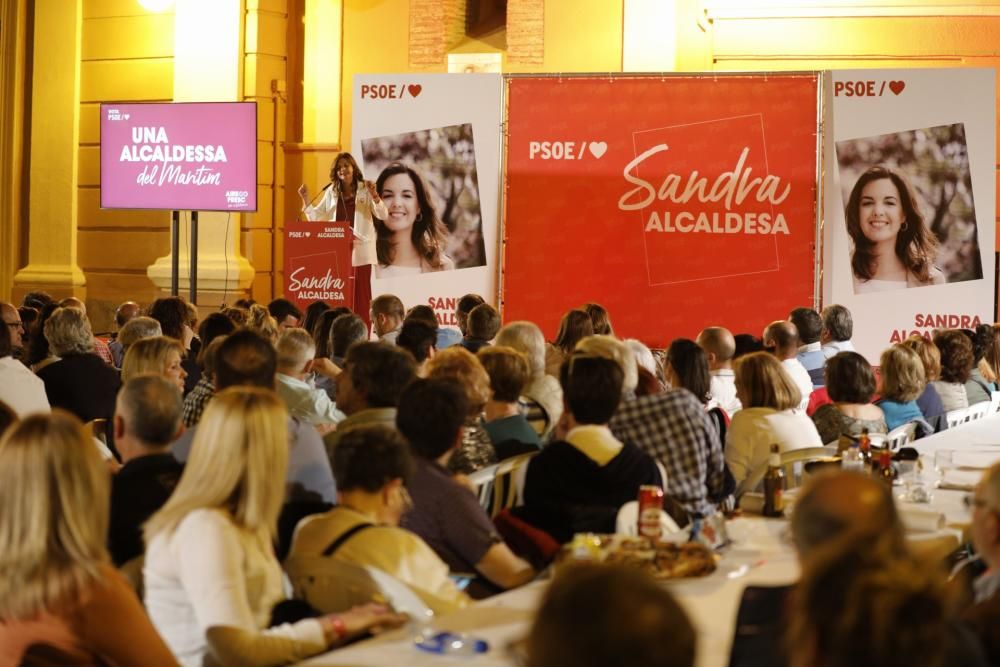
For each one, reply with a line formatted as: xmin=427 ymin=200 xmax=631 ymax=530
xmin=373 ymin=162 xmax=455 ymax=279
xmin=846 ymin=165 xmax=945 ymax=293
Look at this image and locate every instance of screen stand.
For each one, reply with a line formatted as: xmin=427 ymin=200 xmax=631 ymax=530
xmin=169 ymin=210 xmax=199 ymax=306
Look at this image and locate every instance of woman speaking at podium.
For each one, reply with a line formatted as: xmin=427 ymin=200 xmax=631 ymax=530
xmin=298 ymin=153 xmax=387 ymax=326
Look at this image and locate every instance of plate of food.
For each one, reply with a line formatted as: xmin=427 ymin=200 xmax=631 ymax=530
xmin=562 ymin=534 xmax=718 ymax=580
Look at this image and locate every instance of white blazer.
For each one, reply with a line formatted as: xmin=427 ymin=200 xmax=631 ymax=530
xmin=303 ymin=185 xmax=388 ymax=267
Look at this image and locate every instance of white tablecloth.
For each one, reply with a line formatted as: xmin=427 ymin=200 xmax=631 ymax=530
xmin=299 ymin=413 xmax=1000 ymax=667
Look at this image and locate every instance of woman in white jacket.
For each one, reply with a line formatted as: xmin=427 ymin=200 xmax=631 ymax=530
xmin=299 ymin=153 xmax=387 ymax=325
xmin=144 ymin=387 xmax=403 ymax=667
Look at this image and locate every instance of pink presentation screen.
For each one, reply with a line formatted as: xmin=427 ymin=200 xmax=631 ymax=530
xmin=100 ymin=102 xmax=257 ymax=211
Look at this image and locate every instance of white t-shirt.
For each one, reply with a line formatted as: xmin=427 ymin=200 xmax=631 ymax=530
xmin=0 ymin=355 xmax=50 ymax=417
xmin=709 ymin=369 xmax=742 ymax=416
xmin=781 ymin=358 xmax=813 ymax=411
xmin=725 ymin=407 xmax=823 ymax=488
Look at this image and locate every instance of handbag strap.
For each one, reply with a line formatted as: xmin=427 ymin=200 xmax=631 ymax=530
xmin=321 ymin=522 xmax=375 ymax=557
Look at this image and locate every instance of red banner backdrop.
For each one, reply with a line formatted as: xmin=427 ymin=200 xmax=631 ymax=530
xmin=502 ymin=74 xmax=819 ymax=348
xmin=284 ymin=221 xmax=354 ymax=313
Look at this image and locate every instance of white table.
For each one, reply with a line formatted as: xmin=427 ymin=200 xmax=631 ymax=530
xmin=299 ymin=414 xmax=1000 ymax=667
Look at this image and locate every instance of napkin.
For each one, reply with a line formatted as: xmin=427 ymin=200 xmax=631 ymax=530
xmin=898 ymin=507 xmax=946 ymax=533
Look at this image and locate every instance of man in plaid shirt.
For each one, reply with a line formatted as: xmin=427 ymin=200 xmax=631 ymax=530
xmin=610 ymin=388 xmax=727 ymax=518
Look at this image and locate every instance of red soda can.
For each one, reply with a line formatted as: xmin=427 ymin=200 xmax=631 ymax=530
xmin=637 ymin=485 xmax=664 ymax=539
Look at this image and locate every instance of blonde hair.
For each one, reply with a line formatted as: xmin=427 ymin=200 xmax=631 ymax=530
xmin=144 ymin=387 xmax=289 ymax=544
xmin=425 ymin=347 xmax=491 ymax=415
xmin=0 ymin=411 xmax=110 ymax=619
xmin=246 ymin=304 xmax=279 ymax=345
xmin=44 ymin=306 xmax=94 ymax=356
xmin=121 ymin=336 xmax=185 ymax=383
xmin=734 ymin=352 xmax=802 ymax=411
xmin=879 ymin=344 xmax=926 ymax=403
xmin=900 ymin=335 xmax=941 ymax=382
xmin=574 ymin=335 xmax=638 ymax=395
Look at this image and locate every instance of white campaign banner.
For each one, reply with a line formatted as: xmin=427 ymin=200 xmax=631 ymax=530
xmin=352 ymin=74 xmax=502 ymax=330
xmin=823 ymin=68 xmax=996 ymax=362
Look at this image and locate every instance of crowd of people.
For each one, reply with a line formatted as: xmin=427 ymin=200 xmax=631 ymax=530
xmin=1 ymin=290 xmax=999 ymax=667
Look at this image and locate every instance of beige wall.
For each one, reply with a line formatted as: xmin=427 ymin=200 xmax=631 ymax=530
xmin=4 ymin=0 xmax=1000 ymax=323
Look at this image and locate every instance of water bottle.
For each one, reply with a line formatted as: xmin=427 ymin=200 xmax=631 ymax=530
xmin=842 ymin=441 xmax=865 ymax=473
xmin=413 ymin=622 xmax=489 ymax=656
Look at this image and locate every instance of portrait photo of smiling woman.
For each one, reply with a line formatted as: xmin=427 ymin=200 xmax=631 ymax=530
xmin=845 ymin=165 xmax=944 ymax=293
xmin=836 ymin=123 xmax=984 ymax=294
xmin=362 ymin=123 xmax=488 ymax=280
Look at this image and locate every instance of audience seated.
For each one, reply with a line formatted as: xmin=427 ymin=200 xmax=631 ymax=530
xmin=172 ymin=330 xmax=337 ymax=510
xmin=59 ymin=297 xmax=115 ymax=366
xmin=583 ymin=302 xmax=615 ymax=337
xmin=25 ymin=302 xmax=58 ymax=370
xmin=117 ymin=315 xmax=163 ymax=359
xmin=900 ymin=335 xmax=949 ymax=431
xmin=36 ymin=307 xmax=120 ymax=443
xmin=329 ymin=313 xmax=368 ymax=368
xmin=478 ymin=346 xmax=541 ymax=458
xmin=495 ymin=321 xmax=563 ymax=439
xmin=108 ymin=375 xmax=184 ymax=567
xmin=148 ymin=297 xmax=200 ymax=394
xmin=762 ymin=321 xmax=811 ymax=411
xmin=0 ymin=303 xmax=49 ymax=416
xmin=396 ymin=318 xmax=437 ymax=374
xmin=524 ymin=564 xmax=695 ymax=667
xmin=268 ymin=297 xmax=303 ymax=331
xmin=725 ymin=352 xmax=822 ymax=490
xmin=0 ymin=412 xmax=179 ymax=666
xmin=287 ymin=425 xmax=470 ymax=614
xmin=312 ymin=306 xmax=351 ymax=360
xmin=425 ymin=347 xmax=498 ymax=474
xmin=811 ymin=352 xmax=887 ymax=444
xmin=980 ymin=324 xmax=1000 ymax=388
xmin=696 ymin=326 xmax=742 ymax=416
xmin=322 ymin=341 xmax=416 ymax=453
xmin=461 ymin=303 xmax=500 ymax=354
xmin=121 ymin=336 xmax=188 ymax=393
xmin=962 ymin=462 xmax=1000 ymax=664
xmin=181 ymin=335 xmax=226 ymax=428
xmin=819 ymin=304 xmax=855 ymax=358
xmin=1 ymin=301 xmax=26 ymax=358
xmin=145 ymin=388 xmax=404 ymax=666
xmin=625 ymin=338 xmax=665 ymax=391
xmin=246 ymin=303 xmax=280 ymax=346
xmin=15 ymin=305 xmax=37 ymax=360
xmin=666 ymin=338 xmax=729 ymax=443
xmin=275 ymin=328 xmax=345 ymax=429
xmin=732 ymin=333 xmax=765 ymax=359
xmin=108 ymin=301 xmax=141 ymax=367
xmin=397 ymin=378 xmax=535 ymax=595
xmin=965 ymin=325 xmax=999 ymax=405
xmin=608 ymin=346 xmax=726 ymax=518
xmin=545 ymin=308 xmax=593 ymax=377
xmin=789 ymin=307 xmax=825 ymax=387
xmin=454 ymin=293 xmax=485 ymax=339
xmin=370 ymin=294 xmax=404 ymax=344
xmin=932 ymin=329 xmax=974 ymax=412
xmin=517 ymin=353 xmax=663 ymax=542
xmin=876 ymin=344 xmax=931 ymax=433
xmin=300 ymin=300 xmax=330 ymax=340
xmin=405 ymin=303 xmax=461 ymax=350
xmin=785 ymin=472 xmax=986 ymax=667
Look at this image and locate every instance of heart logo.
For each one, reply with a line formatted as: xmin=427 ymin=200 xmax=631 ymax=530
xmin=588 ymin=141 xmax=608 ymax=159
xmin=408 ymin=84 xmax=422 ymax=98
xmin=123 ymin=114 xmax=129 ymax=120
xmin=304 ymin=231 xmax=311 ymax=237
xmin=888 ymin=80 xmax=905 ymax=95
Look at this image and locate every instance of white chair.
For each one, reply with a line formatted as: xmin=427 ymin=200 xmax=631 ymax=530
xmin=468 ymin=452 xmax=537 ymax=517
xmin=737 ymin=446 xmax=837 ymax=497
xmin=989 ymin=391 xmax=1000 ymax=416
xmin=945 ymin=407 xmax=969 ymax=429
xmin=966 ymin=401 xmax=991 ymax=422
xmin=883 ymin=422 xmax=917 ymax=450
xmin=615 ymin=501 xmax=681 ymax=536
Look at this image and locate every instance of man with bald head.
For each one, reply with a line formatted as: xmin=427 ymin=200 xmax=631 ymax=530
xmin=1 ymin=302 xmax=25 ymax=356
xmin=0 ymin=302 xmax=49 ymax=416
xmin=696 ymin=326 xmax=741 ymax=416
xmin=762 ymin=320 xmax=811 ymax=411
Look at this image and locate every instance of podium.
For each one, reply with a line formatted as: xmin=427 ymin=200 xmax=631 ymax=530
xmin=283 ymin=221 xmax=355 ymax=312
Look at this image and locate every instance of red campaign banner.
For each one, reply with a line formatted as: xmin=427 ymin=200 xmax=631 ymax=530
xmin=284 ymin=221 xmax=354 ymax=313
xmin=502 ymin=75 xmax=819 ymax=348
